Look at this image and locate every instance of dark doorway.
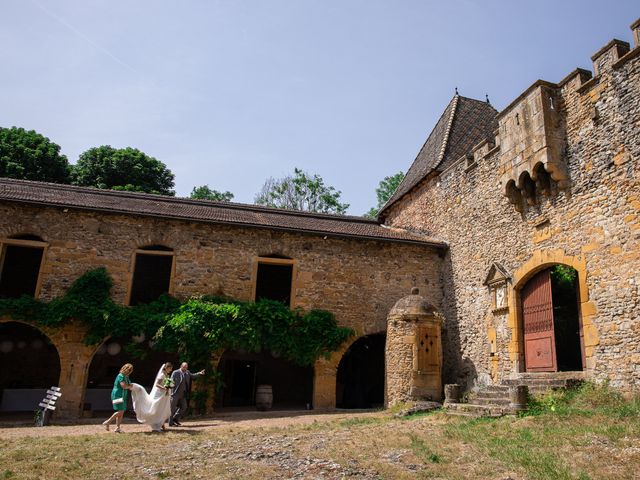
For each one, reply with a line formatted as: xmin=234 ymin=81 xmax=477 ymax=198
xmin=0 ymin=244 xmax=44 ymax=298
xmin=336 ymin=333 xmax=386 ymax=409
xmin=85 ymin=336 xmax=179 ymax=412
xmin=0 ymin=322 xmax=60 ymax=412
xmin=129 ymin=249 xmax=173 ymax=305
xmin=550 ymin=265 xmax=583 ymax=371
xmin=521 ymin=265 xmax=583 ymax=372
xmin=255 ymin=262 xmax=293 ymax=305
xmin=217 ymin=350 xmax=313 ymax=409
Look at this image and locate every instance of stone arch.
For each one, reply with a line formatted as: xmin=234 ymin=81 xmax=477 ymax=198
xmin=84 ymin=335 xmax=179 ymax=412
xmin=0 ymin=320 xmax=61 ymax=414
xmin=507 ymin=249 xmax=599 ymax=373
xmin=335 ymin=332 xmax=386 ymax=409
xmin=214 ymin=348 xmax=313 ymax=410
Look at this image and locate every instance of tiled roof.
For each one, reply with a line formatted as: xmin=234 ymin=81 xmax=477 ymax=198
xmin=380 ymin=95 xmax=498 ymax=216
xmin=0 ymin=178 xmax=447 ymax=248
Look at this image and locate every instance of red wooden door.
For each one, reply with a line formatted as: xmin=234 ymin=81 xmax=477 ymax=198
xmin=522 ymin=269 xmax=557 ymax=372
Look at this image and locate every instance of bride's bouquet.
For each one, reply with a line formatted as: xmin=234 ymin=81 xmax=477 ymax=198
xmin=162 ymin=377 xmax=175 ymax=394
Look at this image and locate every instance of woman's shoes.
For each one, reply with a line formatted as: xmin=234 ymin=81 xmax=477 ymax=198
xmin=102 ymin=421 xmax=110 ymax=431
xmin=114 ymin=427 xmax=122 ymax=433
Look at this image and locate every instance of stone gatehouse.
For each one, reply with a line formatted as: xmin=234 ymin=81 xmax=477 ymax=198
xmin=0 ymin=17 xmax=639 ymax=419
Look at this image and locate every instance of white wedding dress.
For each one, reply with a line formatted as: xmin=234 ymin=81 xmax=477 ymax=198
xmin=130 ymin=367 xmax=172 ymax=432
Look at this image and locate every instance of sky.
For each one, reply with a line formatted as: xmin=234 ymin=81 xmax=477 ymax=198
xmin=1 ymin=1 xmax=638 ymax=215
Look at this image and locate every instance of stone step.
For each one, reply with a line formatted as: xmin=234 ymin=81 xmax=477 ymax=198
xmin=473 ymin=390 xmax=510 ymax=400
xmin=513 ymin=371 xmax=586 ymax=381
xmin=472 ymin=397 xmax=512 ymax=406
xmin=483 ymin=385 xmax=510 ymax=393
xmin=444 ymin=402 xmax=519 ymax=418
xmin=502 ymin=378 xmax=574 ymax=387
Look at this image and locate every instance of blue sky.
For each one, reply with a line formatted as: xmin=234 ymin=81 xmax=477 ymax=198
xmin=1 ymin=1 xmax=638 ymax=214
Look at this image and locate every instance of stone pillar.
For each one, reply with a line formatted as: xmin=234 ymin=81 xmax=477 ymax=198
xmin=50 ymin=322 xmax=95 ymax=421
xmin=444 ymin=384 xmax=462 ymax=404
xmin=509 ymin=385 xmax=528 ymax=411
xmin=385 ymin=287 xmax=443 ymax=407
xmin=312 ymin=351 xmax=341 ymax=410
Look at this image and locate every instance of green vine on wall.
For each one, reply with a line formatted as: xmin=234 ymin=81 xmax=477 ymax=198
xmin=0 ymin=268 xmax=354 ymax=368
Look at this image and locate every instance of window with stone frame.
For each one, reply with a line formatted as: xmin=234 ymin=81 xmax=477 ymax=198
xmin=0 ymin=235 xmax=47 ymax=299
xmin=254 ymin=257 xmax=295 ymax=306
xmin=128 ymin=245 xmax=175 ymax=306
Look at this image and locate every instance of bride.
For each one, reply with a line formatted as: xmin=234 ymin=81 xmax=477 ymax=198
xmin=130 ymin=362 xmax=174 ymax=432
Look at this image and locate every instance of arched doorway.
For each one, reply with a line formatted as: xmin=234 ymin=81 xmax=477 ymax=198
xmin=85 ymin=337 xmax=179 ymax=413
xmin=216 ymin=350 xmax=313 ymax=410
xmin=520 ymin=265 xmax=584 ymax=372
xmin=0 ymin=322 xmax=61 ymax=413
xmin=336 ymin=333 xmax=386 ymax=409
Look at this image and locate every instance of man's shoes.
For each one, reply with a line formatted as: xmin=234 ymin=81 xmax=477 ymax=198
xmin=174 ymin=421 xmax=182 ymax=426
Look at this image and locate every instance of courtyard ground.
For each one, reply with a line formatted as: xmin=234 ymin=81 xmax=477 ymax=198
xmin=0 ymin=384 xmax=638 ymax=480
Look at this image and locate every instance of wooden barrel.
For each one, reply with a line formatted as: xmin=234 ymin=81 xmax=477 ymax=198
xmin=255 ymin=385 xmax=273 ymax=411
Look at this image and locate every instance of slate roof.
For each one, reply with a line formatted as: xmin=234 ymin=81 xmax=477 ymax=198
xmin=0 ymin=178 xmax=446 ymax=248
xmin=380 ymin=95 xmax=498 ymax=216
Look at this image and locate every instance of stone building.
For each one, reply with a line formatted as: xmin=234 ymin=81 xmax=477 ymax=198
xmin=0 ymin=17 xmax=639 ymax=419
xmin=381 ymin=18 xmax=640 ymax=391
xmin=0 ymin=180 xmax=445 ymax=418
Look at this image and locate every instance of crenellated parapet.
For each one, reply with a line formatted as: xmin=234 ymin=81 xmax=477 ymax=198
xmin=494 ymin=17 xmax=640 ymax=212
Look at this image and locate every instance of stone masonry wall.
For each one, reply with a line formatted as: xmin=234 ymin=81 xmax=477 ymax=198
xmin=0 ymin=203 xmax=443 ymax=333
xmin=0 ymin=202 xmax=443 ymax=415
xmin=384 ymin=30 xmax=640 ymax=390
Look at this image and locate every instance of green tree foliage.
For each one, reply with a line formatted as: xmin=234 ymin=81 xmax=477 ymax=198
xmin=190 ymin=185 xmax=234 ymax=202
xmin=0 ymin=126 xmax=71 ymax=183
xmin=365 ymin=171 xmax=404 ymax=218
xmin=73 ymin=146 xmax=175 ymax=195
xmin=254 ymin=168 xmax=349 ymax=214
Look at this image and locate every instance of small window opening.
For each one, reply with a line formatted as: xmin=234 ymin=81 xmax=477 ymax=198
xmin=0 ymin=244 xmax=44 ymax=298
xmin=129 ymin=250 xmax=173 ymax=305
xmin=255 ymin=262 xmax=293 ymax=305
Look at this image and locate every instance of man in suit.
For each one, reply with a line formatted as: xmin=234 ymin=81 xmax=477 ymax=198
xmin=169 ymin=362 xmax=205 ymax=426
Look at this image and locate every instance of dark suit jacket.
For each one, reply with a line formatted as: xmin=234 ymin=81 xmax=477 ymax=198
xmin=171 ymin=369 xmax=202 ymax=398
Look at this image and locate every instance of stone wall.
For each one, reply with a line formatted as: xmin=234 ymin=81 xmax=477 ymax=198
xmin=0 ymin=202 xmax=443 ymax=415
xmin=383 ymin=24 xmax=640 ymax=390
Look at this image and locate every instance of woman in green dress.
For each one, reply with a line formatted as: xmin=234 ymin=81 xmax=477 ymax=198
xmin=102 ymin=363 xmax=134 ymax=433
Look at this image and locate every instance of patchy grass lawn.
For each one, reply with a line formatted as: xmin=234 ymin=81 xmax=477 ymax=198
xmin=0 ymin=383 xmax=638 ymax=479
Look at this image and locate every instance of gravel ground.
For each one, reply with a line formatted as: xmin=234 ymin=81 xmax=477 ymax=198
xmin=0 ymin=409 xmax=381 ymax=439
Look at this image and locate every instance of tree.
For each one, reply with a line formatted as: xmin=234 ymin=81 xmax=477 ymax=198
xmin=254 ymin=168 xmax=349 ymax=214
xmin=0 ymin=126 xmax=71 ymax=183
xmin=190 ymin=185 xmax=234 ymax=202
xmin=73 ymin=146 xmax=175 ymax=195
xmin=365 ymin=171 xmax=405 ymax=218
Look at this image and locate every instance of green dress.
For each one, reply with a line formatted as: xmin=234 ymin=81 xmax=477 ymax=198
xmin=111 ymin=373 xmax=130 ymax=411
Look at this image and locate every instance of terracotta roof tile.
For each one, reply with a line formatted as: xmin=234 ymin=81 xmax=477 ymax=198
xmin=0 ymin=178 xmax=447 ymax=248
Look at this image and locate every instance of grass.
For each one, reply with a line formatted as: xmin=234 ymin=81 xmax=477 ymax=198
xmin=0 ymin=382 xmax=637 ymax=479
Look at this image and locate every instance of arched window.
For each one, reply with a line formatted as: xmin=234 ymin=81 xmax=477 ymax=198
xmin=128 ymin=245 xmax=175 ymax=305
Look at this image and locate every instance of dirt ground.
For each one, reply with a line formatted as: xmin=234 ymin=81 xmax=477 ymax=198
xmin=0 ymin=409 xmax=378 ymax=439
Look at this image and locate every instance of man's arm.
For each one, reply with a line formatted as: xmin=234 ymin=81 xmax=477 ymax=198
xmin=188 ymin=369 xmax=205 ymax=379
